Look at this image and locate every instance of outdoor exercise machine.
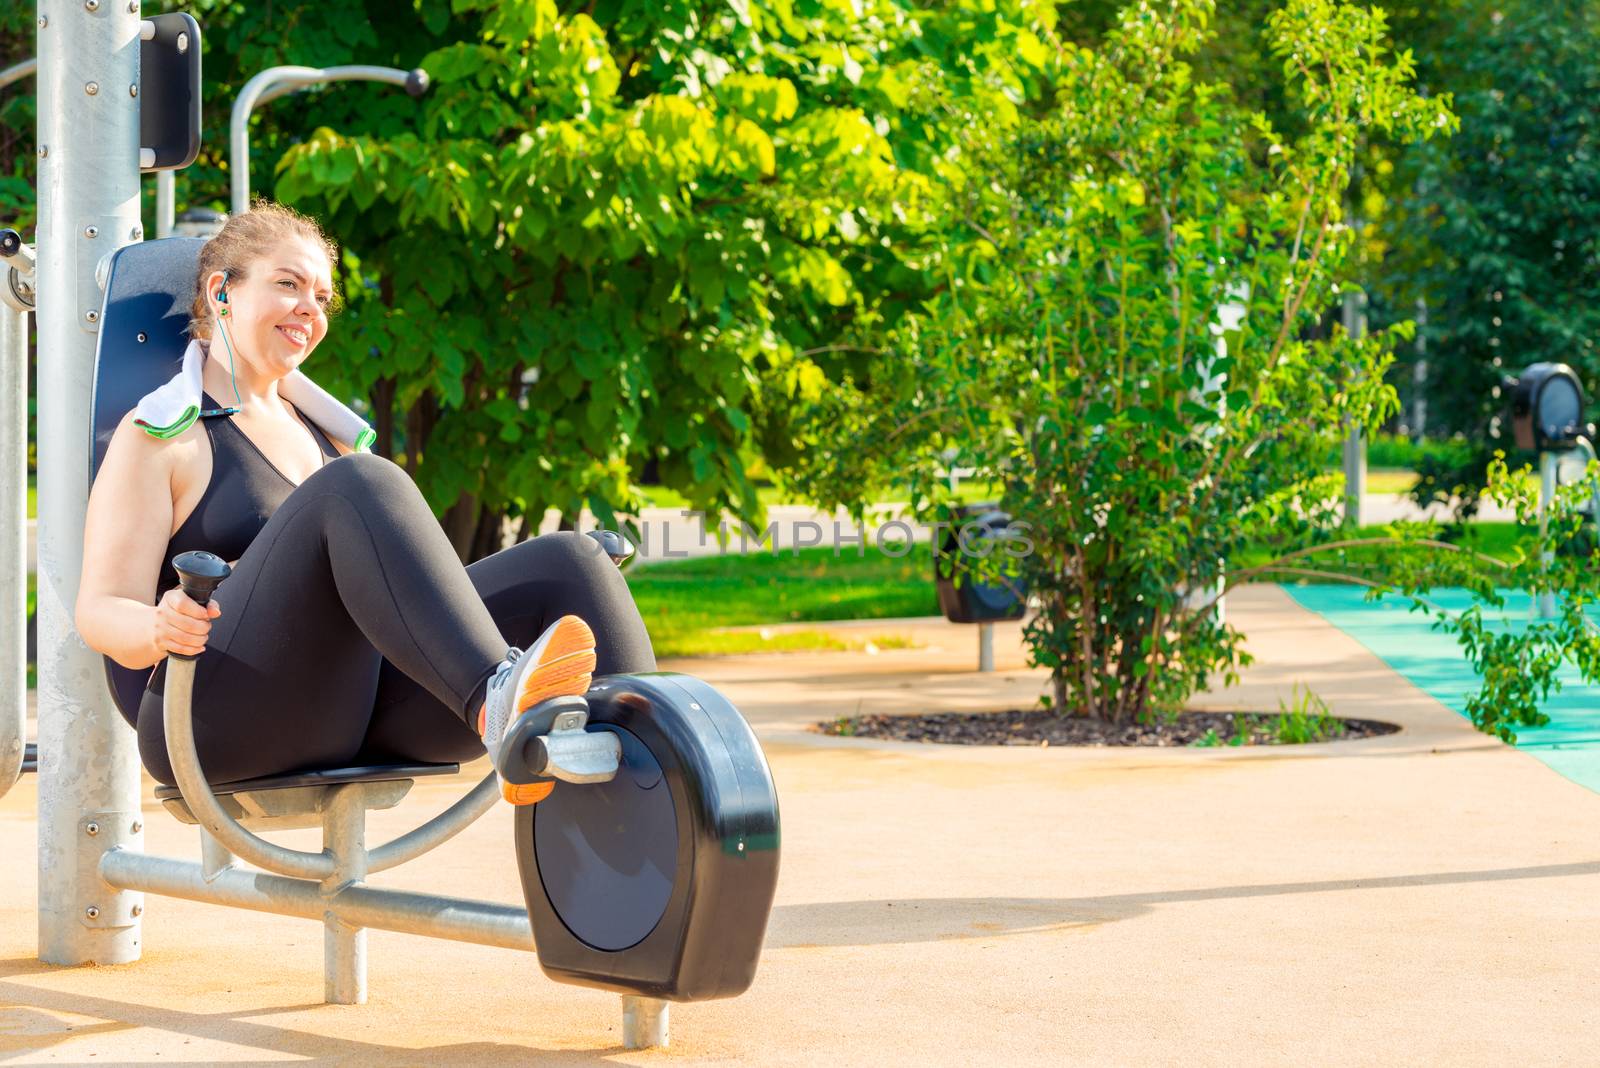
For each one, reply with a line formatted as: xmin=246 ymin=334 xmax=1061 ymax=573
xmin=933 ymin=503 xmax=1027 ymax=672
xmin=1505 ymin=362 xmax=1600 ymax=619
xmin=6 ymin=5 xmax=780 ymax=1051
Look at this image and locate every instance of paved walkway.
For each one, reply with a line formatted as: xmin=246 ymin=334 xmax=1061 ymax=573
xmin=1 ymin=585 xmax=1596 ymax=1064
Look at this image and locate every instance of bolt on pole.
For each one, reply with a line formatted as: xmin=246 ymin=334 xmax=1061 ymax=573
xmin=35 ymin=0 xmax=146 ymax=965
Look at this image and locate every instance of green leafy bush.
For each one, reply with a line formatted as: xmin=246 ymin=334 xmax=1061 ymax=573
xmin=796 ymin=0 xmax=1455 ymax=725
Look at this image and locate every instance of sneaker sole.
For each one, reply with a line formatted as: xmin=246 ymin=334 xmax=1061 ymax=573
xmin=503 ymin=779 xmax=556 ymax=805
xmin=501 ymin=616 xmax=597 ymax=806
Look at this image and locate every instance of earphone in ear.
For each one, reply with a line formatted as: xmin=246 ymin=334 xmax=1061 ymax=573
xmin=200 ymin=268 xmax=244 ymax=419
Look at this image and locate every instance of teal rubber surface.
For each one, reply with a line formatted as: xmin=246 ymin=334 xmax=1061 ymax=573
xmin=1282 ymin=584 xmax=1600 ymax=794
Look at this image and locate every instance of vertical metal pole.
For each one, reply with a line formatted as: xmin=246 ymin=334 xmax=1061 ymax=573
xmin=155 ymin=171 xmax=174 ymax=238
xmin=35 ymin=0 xmax=146 ymax=965
xmin=1342 ymin=287 xmax=1368 ymax=527
xmin=321 ymin=784 xmax=369 ymax=1004
xmin=977 ymin=622 xmax=994 ymax=672
xmin=1411 ymin=297 xmax=1428 ymax=441
xmin=0 ymin=298 xmax=28 ymax=796
xmin=1538 ymin=451 xmax=1558 ymax=620
xmin=621 ymin=995 xmax=669 ymax=1050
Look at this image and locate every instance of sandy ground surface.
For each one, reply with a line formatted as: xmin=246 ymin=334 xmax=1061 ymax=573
xmin=1 ymin=584 xmax=1596 ymax=1065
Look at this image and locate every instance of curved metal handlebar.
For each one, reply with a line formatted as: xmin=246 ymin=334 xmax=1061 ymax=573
xmin=231 ymin=64 xmax=430 ymax=216
xmin=163 ymin=551 xmax=499 ymax=880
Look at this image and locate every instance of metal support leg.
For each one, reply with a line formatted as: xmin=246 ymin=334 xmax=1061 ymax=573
xmin=321 ymin=784 xmax=368 ymax=1004
xmin=1538 ymin=451 xmax=1558 ymax=620
xmin=198 ymin=829 xmax=235 ymax=882
xmin=621 ymin=995 xmax=669 ymax=1050
xmin=977 ymin=622 xmax=994 ymax=672
xmin=155 ymin=171 xmax=175 ymax=239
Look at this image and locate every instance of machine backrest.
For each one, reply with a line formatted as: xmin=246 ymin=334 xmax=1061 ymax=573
xmin=90 ymin=237 xmax=206 ymax=484
xmin=90 ymin=237 xmax=205 ymax=721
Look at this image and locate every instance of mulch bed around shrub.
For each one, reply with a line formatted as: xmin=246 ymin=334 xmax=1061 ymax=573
xmin=816 ymin=708 xmax=1401 ymax=747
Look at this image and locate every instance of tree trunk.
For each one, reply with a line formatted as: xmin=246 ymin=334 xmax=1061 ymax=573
xmin=468 ymin=504 xmax=506 ymax=562
xmin=1051 ymin=667 xmax=1069 ymax=718
xmin=370 ymin=375 xmax=396 ymax=459
xmin=442 ymin=491 xmax=479 ymax=561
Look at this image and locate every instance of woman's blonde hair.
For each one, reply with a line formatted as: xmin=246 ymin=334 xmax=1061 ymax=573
xmin=188 ymin=199 xmax=340 ymax=340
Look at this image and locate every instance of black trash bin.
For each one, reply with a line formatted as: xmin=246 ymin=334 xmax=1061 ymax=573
xmin=933 ymin=504 xmax=1028 ymax=624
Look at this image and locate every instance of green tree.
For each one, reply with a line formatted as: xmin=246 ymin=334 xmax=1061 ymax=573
xmin=1377 ymin=2 xmax=1600 ymax=445
xmin=261 ymin=0 xmax=1055 ymax=558
xmin=0 ymin=11 xmax=34 ymax=232
xmin=795 ymin=0 xmax=1454 ymax=723
xmin=7 ymin=0 xmax=1058 ymax=561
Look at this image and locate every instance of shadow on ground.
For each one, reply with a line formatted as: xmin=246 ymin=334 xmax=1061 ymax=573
xmin=766 ymin=859 xmax=1600 ymax=948
xmin=0 ymin=958 xmax=621 ymax=1065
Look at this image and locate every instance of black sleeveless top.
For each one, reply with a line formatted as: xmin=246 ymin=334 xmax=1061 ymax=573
xmin=106 ymin=391 xmax=341 ymax=725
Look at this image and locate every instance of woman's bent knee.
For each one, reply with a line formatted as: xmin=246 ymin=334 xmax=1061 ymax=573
xmin=301 ymin=452 xmax=426 ymax=515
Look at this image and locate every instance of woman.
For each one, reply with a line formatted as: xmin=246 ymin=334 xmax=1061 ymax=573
xmin=74 ymin=201 xmax=655 ymax=805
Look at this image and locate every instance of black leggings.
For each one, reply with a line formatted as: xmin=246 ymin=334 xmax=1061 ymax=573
xmin=137 ymin=453 xmax=656 ymax=786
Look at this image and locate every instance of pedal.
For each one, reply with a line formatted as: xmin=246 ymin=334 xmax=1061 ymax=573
xmin=495 ymin=694 xmax=622 ymax=786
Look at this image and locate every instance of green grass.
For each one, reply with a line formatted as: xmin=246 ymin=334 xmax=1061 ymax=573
xmin=626 ymin=544 xmax=939 ymax=657
xmin=627 ymin=522 xmax=1533 ymax=658
xmin=27 ymin=477 xmax=33 ymax=520
xmin=1233 ymin=522 xmax=1522 ymax=579
xmin=1364 ymin=468 xmax=1418 ymax=494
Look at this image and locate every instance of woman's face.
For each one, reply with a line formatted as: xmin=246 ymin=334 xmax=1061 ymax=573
xmin=206 ymin=238 xmax=334 ymax=378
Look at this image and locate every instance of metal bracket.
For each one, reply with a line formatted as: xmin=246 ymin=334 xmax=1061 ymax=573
xmin=78 ymin=811 xmax=144 ymax=928
xmin=0 ymin=229 xmax=35 ymax=312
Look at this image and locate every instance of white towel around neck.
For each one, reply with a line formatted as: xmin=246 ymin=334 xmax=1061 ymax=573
xmin=132 ymin=338 xmax=376 ymax=453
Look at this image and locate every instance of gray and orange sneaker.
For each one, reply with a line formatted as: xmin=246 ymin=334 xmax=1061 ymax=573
xmin=478 ymin=614 xmax=597 ymax=804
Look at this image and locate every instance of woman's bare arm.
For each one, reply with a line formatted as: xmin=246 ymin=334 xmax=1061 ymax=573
xmin=75 ymin=413 xmax=214 ymax=670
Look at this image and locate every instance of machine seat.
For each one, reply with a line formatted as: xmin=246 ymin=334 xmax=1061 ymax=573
xmin=154 ymin=762 xmax=462 ymax=830
xmin=153 ymin=761 xmax=460 ymax=801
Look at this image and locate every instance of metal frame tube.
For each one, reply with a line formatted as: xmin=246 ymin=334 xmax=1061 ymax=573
xmin=99 ymin=849 xmax=537 ymax=952
xmin=0 ymin=297 xmax=28 ymax=799
xmin=155 ymin=171 xmax=174 ymax=238
xmin=231 ymin=65 xmax=417 ymax=215
xmin=365 ymin=772 xmax=497 ymax=874
xmin=164 ymin=655 xmax=500 ymax=878
xmin=35 ymin=0 xmax=146 ymax=967
xmin=163 ymin=656 xmax=338 ymax=879
xmin=0 ymin=58 xmax=35 ymax=91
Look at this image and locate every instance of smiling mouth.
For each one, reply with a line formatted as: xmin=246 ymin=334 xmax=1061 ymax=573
xmin=277 ymin=325 xmax=309 ymax=347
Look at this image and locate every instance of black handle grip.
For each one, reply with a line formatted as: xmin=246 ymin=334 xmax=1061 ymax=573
xmin=172 ymin=550 xmax=231 ymax=606
xmin=586 ymin=529 xmax=634 ymax=565
xmin=405 ymin=67 xmax=430 ymax=98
